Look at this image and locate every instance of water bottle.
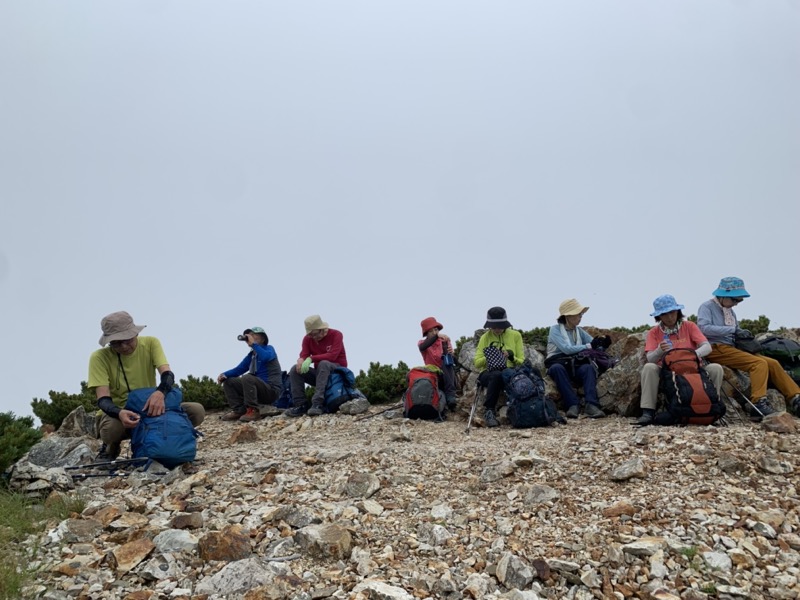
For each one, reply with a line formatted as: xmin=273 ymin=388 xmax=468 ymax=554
xmin=663 ymin=332 xmax=673 ymax=349
xmin=442 ymin=341 xmax=455 ymax=367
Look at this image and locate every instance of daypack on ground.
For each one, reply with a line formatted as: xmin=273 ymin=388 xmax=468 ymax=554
xmin=758 ymin=336 xmax=800 ymax=385
xmin=274 ymin=371 xmax=293 ymax=409
xmin=324 ymin=367 xmax=363 ymax=413
xmin=501 ymin=362 xmax=558 ymax=428
xmin=126 ymin=387 xmax=199 ymax=469
xmin=656 ymin=349 xmax=726 ymax=426
xmin=403 ymin=366 xmax=446 ymax=420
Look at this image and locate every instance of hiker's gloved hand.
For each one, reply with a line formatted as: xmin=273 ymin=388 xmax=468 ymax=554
xmin=300 ymin=357 xmax=312 ymax=374
xmin=591 ymin=336 xmax=611 ymax=350
xmin=506 ymin=350 xmax=514 ymax=362
xmin=737 ymin=328 xmax=752 ymax=338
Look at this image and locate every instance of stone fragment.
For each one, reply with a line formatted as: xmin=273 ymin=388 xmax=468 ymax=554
xmin=702 ymin=551 xmax=731 ymax=571
xmin=758 ymin=455 xmax=793 ymax=474
xmin=111 ymin=537 xmax=155 ymax=573
xmin=195 ymin=557 xmax=288 ymax=596
xmin=345 ymin=472 xmax=381 ymax=498
xmin=352 ymin=579 xmax=415 ymax=600
xmin=523 ymin=484 xmax=559 ymax=504
xmin=621 ymin=537 xmax=665 ymax=557
xmin=170 ymin=512 xmax=204 ymax=529
xmin=717 ymin=452 xmax=746 ymax=473
xmin=462 ymin=572 xmax=494 ymax=598
xmin=602 ymin=501 xmax=638 ymax=517
xmin=339 ymin=397 xmax=371 ymax=415
xmin=228 ymin=425 xmax=259 ymax=443
xmin=761 ymin=411 xmax=797 ymax=433
xmin=610 ymin=457 xmax=646 ymax=481
xmin=496 ymin=552 xmax=534 ymax=589
xmin=294 ymin=523 xmax=352 ymax=559
xmin=198 ymin=525 xmax=251 ymax=561
xmin=153 ymin=529 xmax=199 ymax=553
xmin=417 ymin=522 xmax=452 ymax=546
xmin=480 ymin=461 xmax=515 ymax=483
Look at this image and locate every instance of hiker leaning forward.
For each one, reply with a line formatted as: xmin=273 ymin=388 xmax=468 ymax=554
xmin=286 ymin=314 xmax=348 ymax=418
xmin=698 ymin=276 xmax=800 ymax=420
xmin=87 ymin=311 xmax=205 ymax=461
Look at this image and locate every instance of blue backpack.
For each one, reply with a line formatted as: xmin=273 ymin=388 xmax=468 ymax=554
xmin=274 ymin=371 xmax=293 ymax=409
xmin=501 ymin=363 xmax=558 ymax=428
xmin=324 ymin=367 xmax=362 ymax=413
xmin=126 ymin=387 xmax=199 ymax=469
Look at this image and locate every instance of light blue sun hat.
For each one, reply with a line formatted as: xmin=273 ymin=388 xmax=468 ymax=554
xmin=650 ymin=294 xmax=685 ymax=317
xmin=712 ymin=277 xmax=750 ymax=298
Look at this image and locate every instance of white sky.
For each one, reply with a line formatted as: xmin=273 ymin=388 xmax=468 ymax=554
xmin=1 ymin=1 xmax=798 ymax=419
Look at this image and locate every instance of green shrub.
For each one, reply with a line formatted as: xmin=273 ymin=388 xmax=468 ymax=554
xmin=0 ymin=413 xmax=42 ymax=475
xmin=519 ymin=327 xmax=550 ymax=347
xmin=179 ymin=375 xmax=226 ymax=409
xmin=355 ymin=362 xmax=409 ymax=405
xmin=739 ymin=315 xmax=770 ymax=336
xmin=610 ymin=324 xmax=651 ymax=334
xmin=30 ymin=382 xmax=95 ymax=430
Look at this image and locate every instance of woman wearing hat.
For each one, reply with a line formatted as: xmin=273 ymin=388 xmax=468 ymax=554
xmin=473 ymin=307 xmax=525 ymax=427
xmin=698 ymin=277 xmax=800 ymax=419
xmin=638 ymin=294 xmax=724 ymax=426
xmin=418 ymin=317 xmax=457 ymax=410
xmin=544 ymin=299 xmax=607 ymax=419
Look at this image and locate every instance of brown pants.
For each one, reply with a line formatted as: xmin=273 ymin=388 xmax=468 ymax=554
xmin=708 ymin=343 xmax=800 ymax=401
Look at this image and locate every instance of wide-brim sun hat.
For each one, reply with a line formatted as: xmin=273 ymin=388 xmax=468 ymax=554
xmin=304 ymin=314 xmax=329 ymax=334
xmin=559 ymin=299 xmax=589 ymax=317
xmin=650 ymin=294 xmax=685 ymax=317
xmin=420 ymin=317 xmax=444 ymax=336
xmin=484 ymin=306 xmax=512 ymax=329
xmin=712 ymin=276 xmax=750 ymax=298
xmin=99 ymin=311 xmax=146 ymax=346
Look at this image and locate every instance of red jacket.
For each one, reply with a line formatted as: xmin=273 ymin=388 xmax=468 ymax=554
xmin=300 ymin=329 xmax=347 ymax=367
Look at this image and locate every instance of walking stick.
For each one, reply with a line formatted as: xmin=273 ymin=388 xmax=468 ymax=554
xmin=354 ymin=402 xmax=404 ymax=422
xmin=465 ymin=385 xmax=484 ymax=434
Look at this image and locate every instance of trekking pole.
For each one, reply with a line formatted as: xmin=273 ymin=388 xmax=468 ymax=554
xmin=726 ymin=381 xmax=763 ymax=417
xmin=465 ymin=385 xmax=483 ymax=435
xmin=719 ymin=388 xmax=747 ymax=425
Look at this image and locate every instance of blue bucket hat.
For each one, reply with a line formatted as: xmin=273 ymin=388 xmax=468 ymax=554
xmin=650 ymin=294 xmax=685 ymax=317
xmin=712 ymin=277 xmax=750 ymax=298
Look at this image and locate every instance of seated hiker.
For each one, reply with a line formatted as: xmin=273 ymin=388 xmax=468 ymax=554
xmin=638 ymin=294 xmax=724 ymax=426
xmin=88 ymin=311 xmax=205 ymax=461
xmin=286 ymin=314 xmax=348 ymax=418
xmin=473 ymin=307 xmax=525 ymax=428
xmin=217 ymin=327 xmax=283 ymax=422
xmin=698 ymin=277 xmax=800 ymax=419
xmin=418 ymin=316 xmax=457 ymax=411
xmin=544 ymin=299 xmax=608 ymax=419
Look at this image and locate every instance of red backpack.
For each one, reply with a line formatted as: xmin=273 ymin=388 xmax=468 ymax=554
xmin=403 ymin=366 xmax=446 ymax=420
xmin=658 ymin=349 xmax=726 ymax=425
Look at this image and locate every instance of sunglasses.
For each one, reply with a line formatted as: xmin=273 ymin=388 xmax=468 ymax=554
xmin=110 ymin=337 xmax=137 ymax=348
xmin=730 ymin=298 xmax=743 ymax=304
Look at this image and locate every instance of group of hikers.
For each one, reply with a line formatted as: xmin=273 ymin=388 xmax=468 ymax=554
xmin=86 ymin=276 xmax=800 ymax=462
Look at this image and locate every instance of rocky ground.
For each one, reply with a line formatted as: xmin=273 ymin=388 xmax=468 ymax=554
xmin=19 ymin=395 xmax=800 ymax=600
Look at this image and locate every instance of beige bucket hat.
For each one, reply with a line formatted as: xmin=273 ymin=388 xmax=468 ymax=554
xmin=304 ymin=314 xmax=329 ymax=334
xmin=99 ymin=311 xmax=146 ymax=346
xmin=558 ymin=299 xmax=589 ymax=317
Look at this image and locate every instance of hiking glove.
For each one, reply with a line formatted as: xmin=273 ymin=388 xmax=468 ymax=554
xmin=506 ymin=350 xmax=514 ymax=362
xmin=300 ymin=357 xmax=312 ymax=374
xmin=737 ymin=329 xmax=752 ymax=338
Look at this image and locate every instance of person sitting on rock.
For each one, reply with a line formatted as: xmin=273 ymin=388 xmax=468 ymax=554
xmin=418 ymin=316 xmax=458 ymax=411
xmin=286 ymin=314 xmax=348 ymax=418
xmin=88 ymin=311 xmax=205 ymax=461
xmin=698 ymin=276 xmax=800 ymax=420
xmin=473 ymin=307 xmax=525 ymax=427
xmin=544 ymin=299 xmax=608 ymax=419
xmin=638 ymin=294 xmax=724 ymax=426
xmin=217 ymin=327 xmax=283 ymax=423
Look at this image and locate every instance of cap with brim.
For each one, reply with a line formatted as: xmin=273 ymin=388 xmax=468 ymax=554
xmin=484 ymin=306 xmax=512 ymax=329
xmin=99 ymin=311 xmax=146 ymax=346
xmin=304 ymin=314 xmax=330 ymax=334
xmin=650 ymin=294 xmax=685 ymax=317
xmin=243 ymin=327 xmax=266 ymax=335
xmin=712 ymin=277 xmax=750 ymax=298
xmin=559 ymin=298 xmax=589 ymax=317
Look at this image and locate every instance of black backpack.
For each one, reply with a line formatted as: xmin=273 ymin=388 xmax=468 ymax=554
xmin=758 ymin=336 xmax=800 ymax=385
xmin=501 ymin=362 xmax=558 ymax=428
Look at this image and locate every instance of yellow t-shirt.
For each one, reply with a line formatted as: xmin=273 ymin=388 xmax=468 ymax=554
xmin=87 ymin=336 xmax=169 ymax=406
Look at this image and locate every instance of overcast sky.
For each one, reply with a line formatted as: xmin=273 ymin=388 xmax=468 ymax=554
xmin=1 ymin=1 xmax=798 ymax=420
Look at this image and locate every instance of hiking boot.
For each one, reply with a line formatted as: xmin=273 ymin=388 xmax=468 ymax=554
xmin=484 ymin=409 xmax=499 ymax=428
xmin=96 ymin=442 xmax=120 ymax=462
xmin=750 ymin=398 xmax=776 ymax=421
xmin=238 ymin=408 xmax=262 ymax=422
xmin=307 ymin=401 xmax=324 ymax=417
xmin=565 ymin=405 xmax=579 ymax=419
xmin=221 ymin=410 xmax=245 ymax=421
xmin=584 ymin=403 xmax=605 ymax=419
xmin=790 ymin=394 xmax=800 ymax=417
xmin=286 ymin=401 xmax=311 ymax=418
xmin=446 ymin=394 xmax=458 ymax=412
xmin=636 ymin=408 xmax=655 ymax=426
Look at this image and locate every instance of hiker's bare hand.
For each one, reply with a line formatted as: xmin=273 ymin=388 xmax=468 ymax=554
xmin=143 ymin=391 xmax=166 ymax=417
xmin=217 ymin=374 xmax=226 ymax=384
xmin=119 ymin=409 xmax=141 ymax=428
xmin=659 ymin=342 xmax=671 ymax=352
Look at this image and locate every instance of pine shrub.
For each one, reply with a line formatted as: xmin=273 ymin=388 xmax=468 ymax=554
xmin=355 ymin=361 xmax=409 ymax=405
xmin=30 ymin=382 xmax=96 ymax=430
xmin=0 ymin=413 xmax=42 ymax=475
xmin=179 ymin=375 xmax=226 ymax=409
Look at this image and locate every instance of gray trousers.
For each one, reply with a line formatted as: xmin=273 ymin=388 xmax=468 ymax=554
xmin=290 ymin=360 xmax=341 ymax=406
xmin=98 ymin=402 xmax=206 ymax=456
xmin=640 ymin=362 xmax=724 ymax=410
xmin=223 ymin=374 xmax=279 ymax=412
